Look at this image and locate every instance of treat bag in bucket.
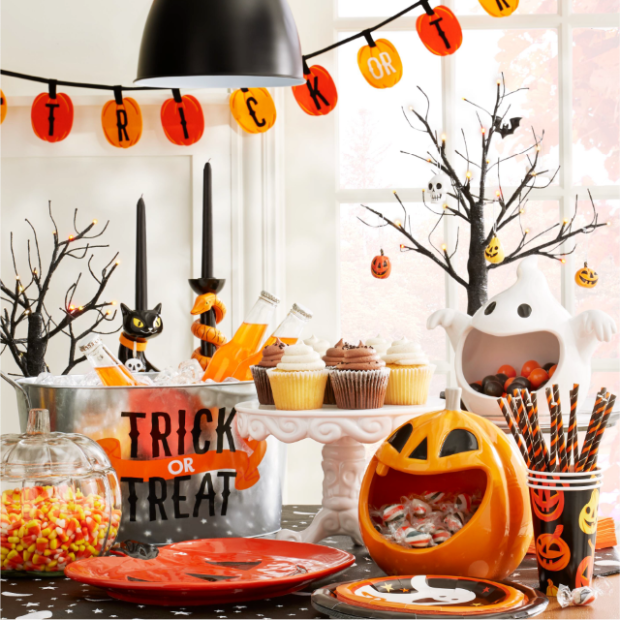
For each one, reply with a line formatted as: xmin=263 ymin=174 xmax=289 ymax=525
xmin=528 ymin=470 xmax=602 ymax=595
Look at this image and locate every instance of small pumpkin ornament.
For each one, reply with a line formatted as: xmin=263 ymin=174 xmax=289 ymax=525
xmin=292 ymin=63 xmax=338 ymax=116
xmin=161 ymin=90 xmax=204 ymax=145
xmin=578 ymin=489 xmax=598 ymax=535
xmin=535 ymin=525 xmax=571 ymax=572
xmin=371 ymin=250 xmax=391 ymax=279
xmin=478 ymin=0 xmax=519 ymax=18
xmin=531 ymin=488 xmax=564 ymax=522
xmin=230 ymin=88 xmax=276 ymax=134
xmin=1 ymin=90 xmax=7 ymax=124
xmin=416 ymin=6 xmax=463 ymax=57
xmin=359 ymin=388 xmax=532 ymax=581
xmin=357 ymin=34 xmax=403 ymax=89
xmin=484 ymin=235 xmax=505 ymax=264
xmin=101 ymin=89 xmax=143 ymax=148
xmin=31 ymin=82 xmax=74 ymax=143
xmin=574 ymin=262 xmax=598 ymax=288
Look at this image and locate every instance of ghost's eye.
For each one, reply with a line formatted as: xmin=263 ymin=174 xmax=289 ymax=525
xmin=484 ymin=301 xmax=496 ymax=315
xmin=132 ymin=318 xmax=144 ymax=328
xmin=440 ymin=429 xmax=478 ymax=457
xmin=388 ymin=424 xmax=412 ymax=452
xmin=436 ymin=182 xmax=442 ymax=190
xmin=409 ymin=438 xmax=427 ymax=460
xmin=518 ymin=303 xmax=532 ymax=318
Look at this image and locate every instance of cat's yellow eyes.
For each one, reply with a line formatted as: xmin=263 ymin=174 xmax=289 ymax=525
xmin=132 ymin=318 xmax=144 ymax=328
xmin=154 ymin=317 xmax=161 ymax=328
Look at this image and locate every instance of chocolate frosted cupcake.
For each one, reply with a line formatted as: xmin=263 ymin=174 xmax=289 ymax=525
xmin=322 ymin=338 xmax=347 ymax=405
xmin=331 ymin=342 xmax=390 ymax=410
xmin=251 ymin=338 xmax=286 ymax=405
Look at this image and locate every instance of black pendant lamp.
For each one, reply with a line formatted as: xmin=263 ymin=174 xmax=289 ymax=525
xmin=135 ymin=0 xmax=304 ymax=88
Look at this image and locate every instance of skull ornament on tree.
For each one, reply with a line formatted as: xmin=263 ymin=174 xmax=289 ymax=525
xmin=428 ymin=173 xmax=450 ymax=204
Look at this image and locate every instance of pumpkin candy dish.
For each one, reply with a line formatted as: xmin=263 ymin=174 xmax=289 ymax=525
xmin=322 ymin=338 xmax=348 ymax=405
xmin=267 ymin=342 xmax=328 ymax=410
xmin=383 ymin=338 xmax=435 ymax=405
xmin=330 ymin=342 xmax=390 ymax=410
xmin=251 ymin=338 xmax=287 ymax=406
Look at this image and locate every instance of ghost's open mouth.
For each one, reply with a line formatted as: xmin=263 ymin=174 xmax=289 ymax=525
xmin=461 ymin=329 xmax=561 ymax=396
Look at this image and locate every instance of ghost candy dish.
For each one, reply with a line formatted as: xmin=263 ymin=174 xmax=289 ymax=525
xmin=427 ymin=256 xmax=617 ymax=419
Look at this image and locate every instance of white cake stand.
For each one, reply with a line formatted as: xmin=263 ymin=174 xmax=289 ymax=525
xmin=235 ymin=399 xmax=443 ymax=545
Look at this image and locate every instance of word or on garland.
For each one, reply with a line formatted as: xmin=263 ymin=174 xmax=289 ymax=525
xmin=0 ymin=1 xmax=518 ymax=141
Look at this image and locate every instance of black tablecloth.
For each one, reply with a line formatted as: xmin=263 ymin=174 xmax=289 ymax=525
xmin=1 ymin=506 xmax=618 ymax=620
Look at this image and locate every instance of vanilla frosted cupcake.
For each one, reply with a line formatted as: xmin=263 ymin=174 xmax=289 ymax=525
xmin=267 ymin=343 xmax=328 ymax=410
xmin=383 ymin=338 xmax=435 ymax=405
xmin=365 ymin=334 xmax=390 ymax=357
xmin=251 ymin=338 xmax=287 ymax=406
xmin=322 ymin=338 xmax=347 ymax=405
xmin=331 ymin=342 xmax=390 ymax=410
xmin=304 ymin=335 xmax=330 ymax=358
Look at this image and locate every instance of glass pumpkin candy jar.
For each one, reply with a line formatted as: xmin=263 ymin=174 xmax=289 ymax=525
xmin=1 ymin=409 xmax=121 ymax=575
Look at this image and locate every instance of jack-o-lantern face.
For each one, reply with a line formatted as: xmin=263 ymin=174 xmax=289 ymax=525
xmin=359 ymin=390 xmax=532 ymax=581
xmin=575 ymin=554 xmax=593 ymax=588
xmin=575 ymin=262 xmax=598 ymax=288
xmin=357 ymin=38 xmax=403 ymax=89
xmin=531 ymin=488 xmax=564 ymax=522
xmin=535 ymin=525 xmax=571 ymax=572
xmin=371 ymin=250 xmax=391 ymax=279
xmin=1 ymin=90 xmax=6 ymax=124
xmin=292 ymin=65 xmax=338 ymax=116
xmin=578 ymin=489 xmax=598 ymax=535
xmin=31 ymin=91 xmax=74 ymax=143
xmin=478 ymin=0 xmax=519 ymax=18
xmin=161 ymin=92 xmax=204 ymax=145
xmin=230 ymin=88 xmax=277 ymax=134
xmin=484 ymin=236 xmax=505 ymax=264
xmin=102 ymin=96 xmax=143 ymax=148
xmin=416 ymin=6 xmax=463 ymax=57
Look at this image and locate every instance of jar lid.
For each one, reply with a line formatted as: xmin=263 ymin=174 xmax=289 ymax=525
xmin=260 ymin=290 xmax=281 ymax=305
xmin=292 ymin=303 xmax=313 ymax=319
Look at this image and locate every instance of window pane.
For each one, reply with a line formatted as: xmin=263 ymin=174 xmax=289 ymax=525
xmin=340 ymin=203 xmax=447 ymax=361
xmin=573 ymin=28 xmax=619 ymax=186
xmin=574 ymin=199 xmax=619 ymax=359
xmin=338 ymin=31 xmax=442 ymax=189
xmin=456 ymin=29 xmax=559 ymax=187
xmin=455 ymin=0 xmax=556 ymax=14
xmin=573 ymin=0 xmax=620 ymax=12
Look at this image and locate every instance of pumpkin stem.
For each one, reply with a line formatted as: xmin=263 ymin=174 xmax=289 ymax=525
xmin=380 ymin=249 xmax=384 ymax=256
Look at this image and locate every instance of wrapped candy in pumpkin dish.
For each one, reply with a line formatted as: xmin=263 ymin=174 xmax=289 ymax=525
xmin=359 ymin=387 xmax=532 ymax=581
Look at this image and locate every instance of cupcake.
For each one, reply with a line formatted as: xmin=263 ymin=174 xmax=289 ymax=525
xmin=365 ymin=334 xmax=390 ymax=357
xmin=250 ymin=338 xmax=287 ymax=405
xmin=383 ymin=338 xmax=436 ymax=405
xmin=304 ymin=334 xmax=331 ymax=358
xmin=322 ymin=338 xmax=347 ymax=405
xmin=330 ymin=342 xmax=390 ymax=410
xmin=267 ymin=343 xmax=328 ymax=410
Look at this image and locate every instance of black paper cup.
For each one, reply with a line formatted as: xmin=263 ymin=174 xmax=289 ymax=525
xmin=527 ymin=469 xmax=601 ymax=596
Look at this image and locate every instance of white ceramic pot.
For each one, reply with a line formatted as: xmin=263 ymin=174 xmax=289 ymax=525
xmin=427 ymin=257 xmax=617 ymax=419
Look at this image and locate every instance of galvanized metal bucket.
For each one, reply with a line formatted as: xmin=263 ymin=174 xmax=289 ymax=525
xmin=9 ymin=376 xmax=285 ymax=545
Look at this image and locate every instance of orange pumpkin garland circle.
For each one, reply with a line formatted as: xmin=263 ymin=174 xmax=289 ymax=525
xmin=292 ymin=64 xmax=338 ymax=116
xmin=31 ymin=83 xmax=74 ymax=143
xmin=1 ymin=90 xmax=7 ymax=124
xmin=416 ymin=6 xmax=463 ymax=57
xmin=101 ymin=90 xmax=143 ymax=148
xmin=161 ymin=90 xmax=204 ymax=145
xmin=357 ymin=35 xmax=403 ymax=89
xmin=535 ymin=525 xmax=571 ymax=573
xmin=478 ymin=0 xmax=519 ymax=18
xmin=371 ymin=250 xmax=391 ymax=279
xmin=230 ymin=88 xmax=277 ymax=134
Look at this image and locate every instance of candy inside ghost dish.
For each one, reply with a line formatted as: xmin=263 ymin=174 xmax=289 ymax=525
xmin=427 ymin=256 xmax=617 ymax=419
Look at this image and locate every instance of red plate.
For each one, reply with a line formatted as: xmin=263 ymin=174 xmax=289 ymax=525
xmin=65 ymin=538 xmax=355 ymax=606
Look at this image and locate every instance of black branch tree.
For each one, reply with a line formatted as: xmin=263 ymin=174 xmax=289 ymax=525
xmin=1 ymin=202 xmax=120 ymax=376
xmin=360 ymin=76 xmax=608 ymax=315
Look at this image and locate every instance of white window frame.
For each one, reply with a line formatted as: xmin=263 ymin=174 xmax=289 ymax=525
xmin=333 ymin=1 xmax=620 ymax=384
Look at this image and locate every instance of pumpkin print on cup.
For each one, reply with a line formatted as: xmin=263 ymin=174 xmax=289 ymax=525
xmin=31 ymin=87 xmax=74 ymax=143
xmin=230 ymin=88 xmax=276 ymax=134
xmin=478 ymin=0 xmax=519 ymax=18
xmin=535 ymin=525 xmax=570 ymax=572
xmin=292 ymin=64 xmax=338 ymax=116
xmin=578 ymin=489 xmax=598 ymax=535
xmin=574 ymin=262 xmax=598 ymax=289
xmin=575 ymin=554 xmax=594 ymax=588
xmin=161 ymin=91 xmax=204 ymax=145
xmin=357 ymin=36 xmax=403 ymax=89
xmin=371 ymin=250 xmax=391 ymax=279
xmin=1 ymin=90 xmax=7 ymax=124
xmin=102 ymin=92 xmax=143 ymax=148
xmin=416 ymin=6 xmax=463 ymax=57
xmin=531 ymin=488 xmax=564 ymax=522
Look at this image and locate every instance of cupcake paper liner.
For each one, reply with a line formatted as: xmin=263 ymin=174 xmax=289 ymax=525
xmin=323 ymin=369 xmax=337 ymax=405
xmin=384 ymin=364 xmax=436 ymax=405
xmin=251 ymin=365 xmax=275 ymax=406
xmin=267 ymin=369 xmax=329 ymax=411
xmin=330 ymin=368 xmax=390 ymax=410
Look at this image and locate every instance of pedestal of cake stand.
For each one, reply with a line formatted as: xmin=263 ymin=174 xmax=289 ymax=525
xmin=235 ymin=399 xmax=443 ymax=545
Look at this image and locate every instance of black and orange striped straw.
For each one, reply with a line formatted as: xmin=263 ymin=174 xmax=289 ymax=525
xmin=522 ymin=390 xmax=546 ymax=471
xmin=531 ymin=392 xmax=549 ymax=466
xmin=552 ymin=385 xmax=569 ymax=472
xmin=514 ymin=396 xmax=535 ymax=465
xmin=576 ymin=391 xmax=608 ymax=472
xmin=497 ymin=397 xmax=530 ymax=467
xmin=567 ymin=384 xmax=579 ymax=466
xmin=548 ymin=401 xmax=559 ymax=472
xmin=584 ymin=394 xmax=616 ymax=471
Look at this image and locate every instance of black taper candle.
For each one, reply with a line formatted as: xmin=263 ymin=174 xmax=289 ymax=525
xmin=201 ymin=162 xmax=216 ymax=358
xmin=136 ymin=196 xmax=148 ymax=311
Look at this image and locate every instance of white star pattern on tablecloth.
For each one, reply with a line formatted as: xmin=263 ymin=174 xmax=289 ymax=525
xmin=93 ymin=609 xmax=103 ymax=614
xmin=65 ymin=609 xmax=73 ymax=614
xmin=40 ymin=587 xmax=56 ymax=590
xmin=24 ymin=603 xmax=40 ymax=607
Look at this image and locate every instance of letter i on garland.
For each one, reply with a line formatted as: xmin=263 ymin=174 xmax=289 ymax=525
xmin=31 ymin=79 xmax=74 ymax=142
xmin=161 ymin=89 xmax=204 ymax=145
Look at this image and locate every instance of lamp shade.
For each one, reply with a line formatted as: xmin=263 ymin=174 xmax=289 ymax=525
xmin=135 ymin=0 xmax=304 ymax=88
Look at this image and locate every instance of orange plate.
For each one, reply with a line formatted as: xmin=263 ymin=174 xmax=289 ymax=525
xmin=65 ymin=538 xmax=354 ymax=606
xmin=335 ymin=575 xmax=524 ymax=616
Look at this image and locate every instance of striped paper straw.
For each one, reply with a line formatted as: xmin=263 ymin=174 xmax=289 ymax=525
xmin=497 ymin=398 xmax=530 ymax=467
xmin=549 ymin=401 xmax=558 ymax=472
xmin=553 ymin=385 xmax=569 ymax=472
xmin=523 ymin=391 xmax=547 ymax=471
xmin=584 ymin=394 xmax=616 ymax=471
xmin=576 ymin=392 xmax=608 ymax=472
xmin=514 ymin=396 xmax=535 ymax=464
xmin=567 ymin=384 xmax=579 ymax=466
xmin=531 ymin=392 xmax=549 ymax=467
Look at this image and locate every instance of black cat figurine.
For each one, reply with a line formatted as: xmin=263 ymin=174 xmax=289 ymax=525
xmin=118 ymin=303 xmax=163 ymax=372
